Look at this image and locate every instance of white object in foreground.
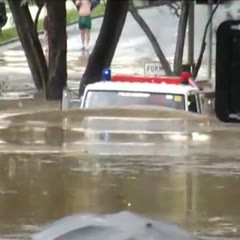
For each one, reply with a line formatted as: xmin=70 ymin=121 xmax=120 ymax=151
xmin=32 ymin=211 xmax=196 ymax=240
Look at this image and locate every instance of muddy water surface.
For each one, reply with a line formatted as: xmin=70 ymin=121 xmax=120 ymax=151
xmin=0 ymin=97 xmax=240 ymax=239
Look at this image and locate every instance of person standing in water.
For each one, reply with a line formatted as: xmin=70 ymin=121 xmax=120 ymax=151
xmin=75 ymin=0 xmax=92 ymax=50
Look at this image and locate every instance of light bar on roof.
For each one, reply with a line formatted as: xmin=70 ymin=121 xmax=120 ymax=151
xmin=111 ymin=72 xmax=197 ymax=87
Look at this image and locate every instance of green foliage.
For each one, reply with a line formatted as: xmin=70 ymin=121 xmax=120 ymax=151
xmin=0 ymin=4 xmax=105 ymax=44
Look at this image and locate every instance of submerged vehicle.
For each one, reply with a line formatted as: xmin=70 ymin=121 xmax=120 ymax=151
xmin=62 ymin=69 xmax=203 ymax=114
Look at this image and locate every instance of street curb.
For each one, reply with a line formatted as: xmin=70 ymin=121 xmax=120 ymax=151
xmin=0 ymin=14 xmax=104 ymax=47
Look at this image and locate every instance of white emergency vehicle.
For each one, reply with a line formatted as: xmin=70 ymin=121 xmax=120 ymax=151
xmin=61 ymin=69 xmax=206 ymax=147
xmin=79 ymin=70 xmax=203 ymax=113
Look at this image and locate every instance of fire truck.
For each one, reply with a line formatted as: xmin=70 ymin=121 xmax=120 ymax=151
xmin=62 ymin=69 xmax=203 ymax=114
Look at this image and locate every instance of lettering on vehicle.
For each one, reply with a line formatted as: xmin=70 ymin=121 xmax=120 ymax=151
xmin=118 ymin=92 xmax=150 ymax=97
xmin=144 ymin=62 xmax=163 ymax=76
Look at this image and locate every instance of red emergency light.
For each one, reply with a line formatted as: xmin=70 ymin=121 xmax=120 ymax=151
xmin=111 ymin=72 xmax=198 ymax=88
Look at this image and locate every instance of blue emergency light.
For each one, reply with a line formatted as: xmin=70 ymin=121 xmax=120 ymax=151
xmin=102 ymin=68 xmax=111 ymax=81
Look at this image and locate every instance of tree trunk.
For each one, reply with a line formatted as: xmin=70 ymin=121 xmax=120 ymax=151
xmin=46 ymin=0 xmax=67 ymax=100
xmin=79 ymin=0 xmax=129 ymax=96
xmin=192 ymin=0 xmax=220 ymax=79
xmin=129 ymin=0 xmax=173 ymax=76
xmin=34 ymin=2 xmax=44 ymax=33
xmin=7 ymin=0 xmax=48 ymax=91
xmin=173 ymin=0 xmax=190 ymax=75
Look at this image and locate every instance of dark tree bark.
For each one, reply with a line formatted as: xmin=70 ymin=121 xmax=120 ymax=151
xmin=7 ymin=0 xmax=48 ymax=91
xmin=46 ymin=0 xmax=67 ymax=100
xmin=129 ymin=0 xmax=173 ymax=76
xmin=173 ymin=0 xmax=190 ymax=75
xmin=34 ymin=1 xmax=44 ymax=33
xmin=79 ymin=0 xmax=129 ymax=96
xmin=193 ymin=0 xmax=220 ymax=79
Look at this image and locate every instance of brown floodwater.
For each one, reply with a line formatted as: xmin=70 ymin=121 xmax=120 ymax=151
xmin=0 ymin=95 xmax=240 ymax=240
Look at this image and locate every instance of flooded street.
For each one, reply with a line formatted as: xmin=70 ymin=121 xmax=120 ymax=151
xmin=1 ymin=3 xmax=240 ymax=239
xmin=0 ymin=99 xmax=240 ymax=239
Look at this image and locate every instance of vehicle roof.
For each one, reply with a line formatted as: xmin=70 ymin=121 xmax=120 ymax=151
xmin=84 ymin=81 xmax=199 ymax=95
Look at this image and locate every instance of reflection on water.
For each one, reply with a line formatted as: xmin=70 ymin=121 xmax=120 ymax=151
xmin=0 ymin=105 xmax=240 ymax=239
xmin=0 ymin=153 xmax=240 ymax=239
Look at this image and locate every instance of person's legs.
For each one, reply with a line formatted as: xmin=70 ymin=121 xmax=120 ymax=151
xmin=80 ymin=29 xmax=86 ymax=49
xmin=79 ymin=16 xmax=86 ymax=49
xmin=85 ymin=16 xmax=92 ymax=50
xmin=85 ymin=30 xmax=90 ymax=50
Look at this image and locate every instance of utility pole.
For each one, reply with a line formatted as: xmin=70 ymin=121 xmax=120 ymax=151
xmin=188 ymin=0 xmax=195 ymax=74
xmin=208 ymin=0 xmax=213 ymax=81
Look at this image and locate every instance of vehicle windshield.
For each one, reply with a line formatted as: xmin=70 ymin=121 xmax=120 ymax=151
xmin=83 ymin=90 xmax=186 ymax=110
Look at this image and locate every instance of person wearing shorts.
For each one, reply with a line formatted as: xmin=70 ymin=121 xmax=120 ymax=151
xmin=75 ymin=0 xmax=92 ymax=50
